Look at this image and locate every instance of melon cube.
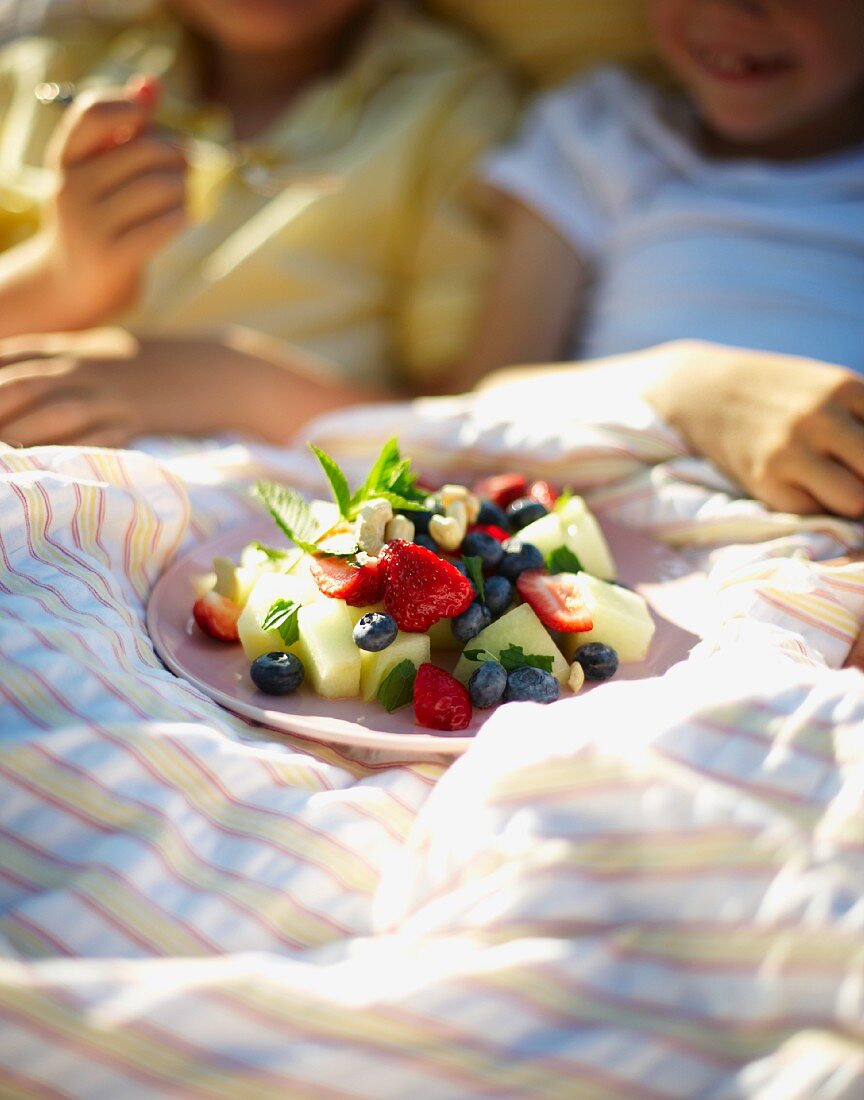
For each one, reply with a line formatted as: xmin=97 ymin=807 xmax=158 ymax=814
xmin=426 ymin=616 xmax=462 ymax=650
xmin=564 ymin=509 xmax=616 ymax=580
xmin=213 ymin=555 xmax=262 ymax=607
xmin=559 ymin=574 xmax=655 ymax=663
xmin=513 ymin=511 xmax=566 ymax=558
xmin=238 ymin=573 xmax=320 ymax=661
xmin=360 ymin=632 xmax=430 ymax=703
xmin=295 ymin=599 xmax=360 ymax=699
xmin=346 ymin=602 xmax=385 ymax=627
xmin=453 ymin=603 xmax=569 ymax=686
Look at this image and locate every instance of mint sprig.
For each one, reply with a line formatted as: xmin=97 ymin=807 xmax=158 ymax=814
xmin=462 ymin=555 xmax=485 ymax=603
xmin=349 ymin=437 xmax=426 ymax=516
xmin=310 ymin=444 xmax=351 ymax=520
xmin=261 ymin=599 xmax=301 ymax=647
xmin=254 ymin=480 xmax=354 ymax=558
xmin=464 ymin=644 xmax=553 ymax=674
xmin=547 ymin=546 xmax=583 ymax=575
xmin=377 ymin=659 xmax=417 ymax=712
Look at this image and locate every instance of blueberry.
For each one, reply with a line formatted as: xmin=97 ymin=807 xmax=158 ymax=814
xmin=353 ymin=611 xmax=398 ymax=652
xmin=451 ymin=599 xmax=492 ymax=643
xmin=477 ymin=499 xmax=510 ymax=530
xmin=468 ymin=660 xmax=507 ymax=708
xmin=497 ymin=540 xmax=545 ymax=581
xmin=414 ymin=533 xmax=439 ymax=554
xmin=506 ymin=497 xmax=548 ymax=531
xmin=504 ymin=665 xmax=560 ymax=704
xmin=250 ymin=651 xmax=305 ymax=694
xmin=572 ymin=642 xmax=619 ymax=682
xmin=460 ymin=531 xmax=504 ymax=571
xmin=483 ymin=574 xmax=513 ymax=618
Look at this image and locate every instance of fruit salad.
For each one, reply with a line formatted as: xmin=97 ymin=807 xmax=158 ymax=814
xmin=191 ymin=440 xmax=656 ymax=733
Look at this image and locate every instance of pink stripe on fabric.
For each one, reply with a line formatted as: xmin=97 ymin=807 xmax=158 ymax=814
xmin=0 ymin=1062 xmax=72 ymax=1099
xmin=3 ymin=753 xmax=325 ymax=952
xmin=756 ymin=590 xmax=854 ymax=642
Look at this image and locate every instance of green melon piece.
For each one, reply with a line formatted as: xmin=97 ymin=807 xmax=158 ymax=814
xmin=559 ymin=574 xmax=655 ymax=663
xmin=514 ymin=511 xmax=566 ymax=558
xmin=295 ymin=599 xmax=360 ymax=699
xmin=426 ymin=616 xmax=462 ymax=651
xmin=453 ymin=603 xmax=569 ymax=686
xmin=563 ymin=509 xmax=616 ymax=580
xmin=360 ymin=632 xmax=430 ymax=703
xmin=237 ymin=573 xmax=320 ymax=661
xmin=346 ymin=602 xmax=385 ymax=627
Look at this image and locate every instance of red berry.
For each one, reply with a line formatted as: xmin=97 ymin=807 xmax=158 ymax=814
xmin=413 ymin=663 xmax=472 ymax=731
xmin=527 ymin=480 xmax=558 ymax=511
xmin=515 ymin=570 xmax=594 ymax=633
xmin=473 ymin=473 xmax=528 ymax=510
xmin=310 ymin=556 xmax=383 ymax=607
xmin=378 ymin=540 xmax=473 ymax=632
xmin=466 ymin=522 xmax=511 ymax=543
xmin=193 ymin=591 xmax=241 ymax=642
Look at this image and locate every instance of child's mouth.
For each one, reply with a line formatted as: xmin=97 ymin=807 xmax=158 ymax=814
xmin=687 ymin=41 xmax=795 ymax=81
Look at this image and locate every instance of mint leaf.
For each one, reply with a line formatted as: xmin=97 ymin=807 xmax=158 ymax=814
xmin=497 ymin=644 xmax=554 ymax=673
xmin=547 ymin=545 xmax=583 ymax=574
xmin=349 ymin=438 xmax=426 ymax=517
xmin=261 ymin=599 xmax=301 ymax=647
xmin=462 ymin=555 xmax=485 ymax=603
xmin=255 ymin=481 xmax=354 ymax=558
xmin=247 ymin=541 xmax=291 ymax=561
xmin=463 ymin=648 xmax=498 ymax=665
xmin=352 ymin=437 xmax=401 ymax=510
xmin=376 ymin=659 xmax=417 ymax=712
xmin=310 ymin=444 xmax=351 ymax=520
xmin=254 ymin=481 xmax=320 ymax=555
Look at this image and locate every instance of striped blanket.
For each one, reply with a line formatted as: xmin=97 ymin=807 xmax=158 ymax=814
xmin=1 ymin=373 xmax=863 ymax=1099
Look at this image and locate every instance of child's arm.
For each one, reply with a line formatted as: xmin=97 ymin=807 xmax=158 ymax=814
xmin=0 ymin=76 xmax=187 ymax=340
xmin=448 ymin=194 xmax=589 ymax=392
xmin=0 ymin=327 xmax=385 ymax=446
xmin=479 ymin=341 xmax=864 ymax=519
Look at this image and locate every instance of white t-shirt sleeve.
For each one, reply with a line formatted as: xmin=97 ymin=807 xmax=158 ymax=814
xmin=484 ymin=68 xmax=653 ymax=261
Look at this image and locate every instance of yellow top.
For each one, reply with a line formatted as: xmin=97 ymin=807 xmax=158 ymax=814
xmin=424 ymin=0 xmax=660 ymax=88
xmin=0 ymin=4 xmax=518 ymax=388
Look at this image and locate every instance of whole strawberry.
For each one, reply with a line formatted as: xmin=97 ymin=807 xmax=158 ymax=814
xmin=413 ymin=663 xmax=472 ymax=731
xmin=378 ymin=539 xmax=473 ymax=631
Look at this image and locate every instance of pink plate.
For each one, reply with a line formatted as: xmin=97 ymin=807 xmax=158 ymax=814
xmin=147 ymin=518 xmax=704 ymax=757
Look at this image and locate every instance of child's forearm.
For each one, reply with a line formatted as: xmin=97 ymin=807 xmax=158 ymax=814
xmin=0 ymin=233 xmax=87 ymax=339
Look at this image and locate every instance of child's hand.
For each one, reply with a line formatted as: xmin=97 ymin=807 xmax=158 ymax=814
xmin=645 ymin=342 xmax=864 ymax=518
xmin=39 ymin=75 xmax=188 ymax=328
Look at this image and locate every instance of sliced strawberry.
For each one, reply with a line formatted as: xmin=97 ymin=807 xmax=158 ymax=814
xmin=527 ymin=479 xmax=558 ymax=511
xmin=474 ymin=473 xmax=528 ymax=510
xmin=466 ymin=522 xmax=510 ymax=543
xmin=193 ymin=590 xmax=241 ymax=642
xmin=413 ymin=663 xmax=472 ymax=731
xmin=309 ymin=556 xmax=383 ymax=607
xmin=516 ymin=570 xmax=593 ymax=633
xmin=378 ymin=539 xmax=473 ymax=632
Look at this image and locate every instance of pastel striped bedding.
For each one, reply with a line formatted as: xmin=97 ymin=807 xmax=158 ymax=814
xmin=1 ymin=377 xmax=863 ymax=1099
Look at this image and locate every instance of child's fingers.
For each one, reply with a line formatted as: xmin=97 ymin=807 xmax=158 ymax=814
xmin=823 ymin=408 xmax=864 ymax=483
xmin=70 ymin=136 xmax=187 ymax=205
xmin=790 ymin=452 xmax=864 ymax=518
xmin=100 ymin=171 xmax=187 ymax=241
xmin=53 ymin=89 xmax=155 ymax=169
xmin=0 ymin=388 xmax=129 ymax=446
xmin=97 ymin=165 xmax=186 ymax=228
xmin=113 ymin=206 xmax=189 ymax=269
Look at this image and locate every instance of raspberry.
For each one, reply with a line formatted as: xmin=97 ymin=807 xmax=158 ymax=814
xmin=378 ymin=540 xmax=473 ymax=632
xmin=309 ymin=556 xmax=383 ymax=606
xmin=527 ymin=480 xmax=558 ymax=510
xmin=413 ymin=663 xmax=472 ymax=731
